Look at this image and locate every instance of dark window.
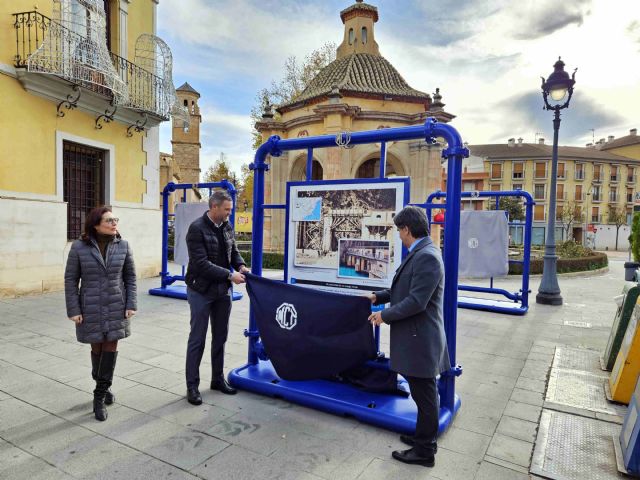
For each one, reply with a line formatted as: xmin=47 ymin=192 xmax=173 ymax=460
xmin=305 ymin=160 xmax=323 ymax=180
xmin=103 ymin=0 xmax=112 ymax=51
xmin=63 ymin=142 xmax=106 ymax=240
xmin=348 ymin=28 xmax=354 ymax=45
xmin=356 ymin=158 xmax=397 ymax=178
xmin=361 ymin=27 xmax=367 ymax=44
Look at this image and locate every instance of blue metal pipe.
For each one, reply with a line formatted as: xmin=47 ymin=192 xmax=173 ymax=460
xmin=306 ymin=148 xmax=313 ymax=181
xmin=459 ymin=285 xmax=521 ymax=301
xmin=426 ymin=189 xmax=535 ymax=313
xmin=249 ymin=118 xmax=469 ymax=413
xmin=379 ymin=141 xmax=386 ymax=178
xmin=159 ymin=181 xmax=238 ymax=288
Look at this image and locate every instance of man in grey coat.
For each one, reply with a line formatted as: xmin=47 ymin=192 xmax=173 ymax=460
xmin=368 ymin=206 xmax=450 ymax=467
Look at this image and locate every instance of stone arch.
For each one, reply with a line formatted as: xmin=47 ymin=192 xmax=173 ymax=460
xmin=289 ymin=153 xmax=324 ymax=181
xmin=351 ymin=150 xmax=407 ymax=179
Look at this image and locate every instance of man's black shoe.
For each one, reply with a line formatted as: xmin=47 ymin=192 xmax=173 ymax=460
xmin=187 ymin=387 xmax=202 ymax=405
xmin=210 ymin=377 xmax=237 ymax=395
xmin=391 ymin=448 xmax=435 ymax=467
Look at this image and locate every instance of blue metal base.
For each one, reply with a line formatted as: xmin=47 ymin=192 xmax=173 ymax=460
xmin=148 ymin=284 xmax=243 ymax=301
xmin=229 ymin=360 xmax=461 ymax=435
xmin=458 ymin=295 xmax=528 ymax=315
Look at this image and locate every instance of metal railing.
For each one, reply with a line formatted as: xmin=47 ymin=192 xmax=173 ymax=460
xmin=13 ymin=11 xmax=169 ymax=118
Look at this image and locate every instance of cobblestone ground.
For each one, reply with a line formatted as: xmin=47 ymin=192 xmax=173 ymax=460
xmin=0 ymin=256 xmax=624 ymax=479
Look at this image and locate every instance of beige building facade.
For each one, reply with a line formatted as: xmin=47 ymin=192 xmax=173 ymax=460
xmin=470 ymin=135 xmax=640 ymax=247
xmin=256 ymin=0 xmax=454 ymax=251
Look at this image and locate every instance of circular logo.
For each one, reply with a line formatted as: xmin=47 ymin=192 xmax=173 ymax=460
xmin=468 ymin=238 xmax=479 ymax=249
xmin=275 ymin=303 xmax=298 ymax=330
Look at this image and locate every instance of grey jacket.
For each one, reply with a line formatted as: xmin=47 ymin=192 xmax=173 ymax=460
xmin=374 ymin=237 xmax=450 ymax=378
xmin=64 ymin=236 xmax=137 ymax=344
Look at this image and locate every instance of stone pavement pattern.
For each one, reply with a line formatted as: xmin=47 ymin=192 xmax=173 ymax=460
xmin=0 ymin=258 xmax=627 ymax=479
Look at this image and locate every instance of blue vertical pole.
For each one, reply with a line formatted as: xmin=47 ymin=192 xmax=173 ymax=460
xmin=521 ymin=198 xmax=534 ymax=308
xmin=379 ymin=141 xmax=386 ymax=178
xmin=247 ymin=137 xmax=274 ymax=364
xmin=160 ymin=183 xmax=172 ymax=288
xmin=440 ymin=144 xmax=465 ymax=413
xmin=306 ymin=148 xmax=313 ymax=181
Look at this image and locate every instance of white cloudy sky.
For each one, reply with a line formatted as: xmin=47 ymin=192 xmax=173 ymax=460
xmin=158 ymin=0 xmax=640 ymax=177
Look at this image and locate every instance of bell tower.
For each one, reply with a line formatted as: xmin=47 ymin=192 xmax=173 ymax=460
xmin=336 ymin=0 xmax=380 ymax=58
xmin=172 ymin=82 xmax=201 ymax=184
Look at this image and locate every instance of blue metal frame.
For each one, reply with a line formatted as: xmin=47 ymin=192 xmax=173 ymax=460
xmin=423 ymin=190 xmax=534 ymax=315
xmin=148 ymin=180 xmax=243 ymax=301
xmin=229 ymin=118 xmax=467 ymax=436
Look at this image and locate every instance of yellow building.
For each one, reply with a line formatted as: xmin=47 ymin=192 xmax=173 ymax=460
xmin=256 ymin=0 xmax=454 ymax=251
xmin=0 ymin=1 xmax=181 ymax=296
xmin=599 ymin=128 xmax=640 ymax=161
xmin=470 ymin=137 xmax=640 ymax=246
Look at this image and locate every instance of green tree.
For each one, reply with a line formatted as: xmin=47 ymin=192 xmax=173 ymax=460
xmin=631 ymin=212 xmax=640 ymax=262
xmin=559 ymin=201 xmax=584 ymax=241
xmin=237 ymin=163 xmax=254 ymax=211
xmin=608 ymin=204 xmax=628 ymax=251
xmin=250 ymin=42 xmax=337 ymax=149
xmin=203 ymin=153 xmax=231 ymax=183
xmin=491 ymin=197 xmax=525 ymax=222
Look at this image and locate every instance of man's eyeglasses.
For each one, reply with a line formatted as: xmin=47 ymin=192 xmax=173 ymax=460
xmin=103 ymin=218 xmax=120 ymax=225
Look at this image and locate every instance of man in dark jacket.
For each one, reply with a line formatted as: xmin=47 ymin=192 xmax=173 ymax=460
xmin=184 ymin=190 xmax=248 ymax=405
xmin=368 ymin=206 xmax=450 ymax=468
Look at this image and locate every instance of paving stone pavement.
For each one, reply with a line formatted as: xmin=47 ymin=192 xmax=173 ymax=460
xmin=0 ymin=257 xmax=627 ymax=479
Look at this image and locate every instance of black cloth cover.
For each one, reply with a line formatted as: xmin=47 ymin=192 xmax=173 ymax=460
xmin=245 ymin=273 xmax=376 ymax=381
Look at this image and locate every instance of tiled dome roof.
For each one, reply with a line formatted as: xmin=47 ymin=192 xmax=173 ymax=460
xmin=278 ymin=53 xmax=430 ymax=111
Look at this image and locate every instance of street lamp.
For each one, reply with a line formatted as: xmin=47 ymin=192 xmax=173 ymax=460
xmin=536 ymin=57 xmax=577 ymax=306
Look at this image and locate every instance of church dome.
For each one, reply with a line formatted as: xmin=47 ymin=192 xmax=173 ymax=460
xmin=278 ymin=53 xmax=431 ymax=113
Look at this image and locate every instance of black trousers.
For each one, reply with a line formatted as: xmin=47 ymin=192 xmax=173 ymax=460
xmin=405 ymin=375 xmax=439 ymax=456
xmin=185 ymin=288 xmax=232 ymax=389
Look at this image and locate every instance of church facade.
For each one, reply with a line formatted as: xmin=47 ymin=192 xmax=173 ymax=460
xmin=256 ymin=0 xmax=454 ymax=251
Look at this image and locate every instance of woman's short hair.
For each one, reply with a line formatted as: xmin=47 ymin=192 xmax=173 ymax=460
xmin=393 ymin=206 xmax=429 ymax=238
xmin=209 ymin=190 xmax=233 ymax=208
xmin=81 ymin=206 xmax=112 ymax=243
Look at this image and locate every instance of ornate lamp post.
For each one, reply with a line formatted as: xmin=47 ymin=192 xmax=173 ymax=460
xmin=536 ymin=57 xmax=577 ymax=305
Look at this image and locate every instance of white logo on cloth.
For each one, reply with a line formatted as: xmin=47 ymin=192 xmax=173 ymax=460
xmin=468 ymin=238 xmax=479 ymax=249
xmin=275 ymin=303 xmax=298 ymax=330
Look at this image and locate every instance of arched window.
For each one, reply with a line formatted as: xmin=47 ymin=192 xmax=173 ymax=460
xmin=191 ymin=100 xmax=195 ymax=114
xmin=356 ymin=158 xmax=398 ymax=178
xmin=307 ymin=160 xmax=323 ymax=181
xmin=348 ymin=28 xmax=354 ymax=45
xmin=183 ymin=99 xmax=188 ymax=107
xmin=361 ymin=27 xmax=367 ymax=44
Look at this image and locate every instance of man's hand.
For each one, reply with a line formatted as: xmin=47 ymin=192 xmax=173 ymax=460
xmin=125 ymin=310 xmax=136 ymax=319
xmin=69 ymin=315 xmax=83 ymax=325
xmin=368 ymin=311 xmax=384 ymax=326
xmin=230 ymin=271 xmax=246 ymax=284
xmin=239 ymin=265 xmax=250 ymax=274
xmin=365 ymin=293 xmax=376 ymax=303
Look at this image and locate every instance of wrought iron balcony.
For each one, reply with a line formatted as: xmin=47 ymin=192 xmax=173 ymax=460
xmin=13 ymin=11 xmax=170 ymax=121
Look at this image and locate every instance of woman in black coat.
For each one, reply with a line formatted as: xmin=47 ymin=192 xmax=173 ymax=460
xmin=64 ymin=206 xmax=137 ymax=421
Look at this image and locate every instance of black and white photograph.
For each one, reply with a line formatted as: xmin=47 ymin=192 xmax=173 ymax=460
xmin=293 ymin=186 xmax=397 ymax=268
